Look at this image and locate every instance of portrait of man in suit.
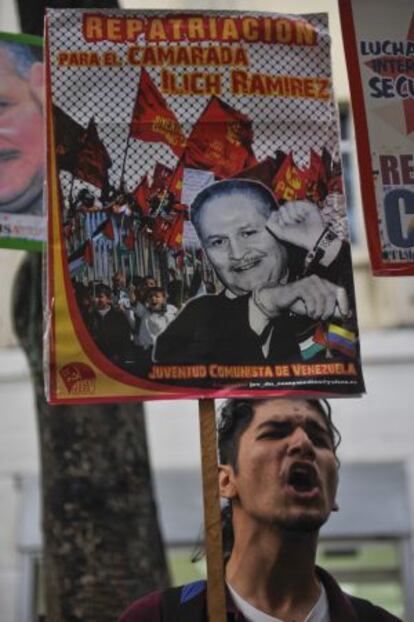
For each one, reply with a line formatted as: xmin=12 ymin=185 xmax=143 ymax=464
xmin=154 ymin=179 xmax=353 ymax=368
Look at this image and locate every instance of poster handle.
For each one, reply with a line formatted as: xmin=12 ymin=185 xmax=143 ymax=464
xmin=198 ymin=398 xmax=227 ymax=622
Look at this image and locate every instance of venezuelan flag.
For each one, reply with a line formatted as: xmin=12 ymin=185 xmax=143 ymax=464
xmin=327 ymin=324 xmax=356 ymax=358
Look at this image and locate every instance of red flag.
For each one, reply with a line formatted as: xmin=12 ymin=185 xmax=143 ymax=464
xmin=305 ymin=149 xmax=325 ymax=203
xmin=123 ymin=225 xmax=136 ymax=251
xmin=150 ymin=161 xmax=184 ymax=203
xmin=74 ymin=118 xmax=112 ymax=189
xmin=233 ymin=156 xmax=280 ymax=190
xmin=313 ymin=322 xmax=328 ymax=347
xmin=154 ymin=161 xmax=184 ymax=202
xmin=130 ymin=68 xmax=186 ymax=157
xmin=184 ymin=96 xmax=257 ymax=178
xmin=174 ymin=249 xmax=185 ymax=270
xmin=151 ymin=162 xmax=173 ymax=194
xmin=84 ymin=240 xmax=93 ymax=266
xmin=306 ymin=148 xmax=343 ymax=201
xmin=272 ymin=152 xmax=307 ymax=203
xmin=151 ymin=215 xmax=171 ymax=247
xmin=165 ymin=212 xmax=186 ymax=249
xmin=149 ymin=212 xmax=187 ymax=250
xmin=151 ymin=161 xmax=184 ymax=201
xmin=168 ymin=161 xmax=184 ymax=201
xmin=90 ymin=217 xmax=115 ymax=241
xmin=53 ymin=105 xmax=86 ymax=172
xmin=102 ymin=218 xmax=114 ymax=240
xmin=132 ymin=175 xmax=150 ymax=216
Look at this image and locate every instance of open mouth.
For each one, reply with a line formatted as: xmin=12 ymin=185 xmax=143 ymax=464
xmin=232 ymin=257 xmax=262 ymax=273
xmin=287 ymin=463 xmax=319 ymax=495
xmin=0 ymin=149 xmax=20 ymax=162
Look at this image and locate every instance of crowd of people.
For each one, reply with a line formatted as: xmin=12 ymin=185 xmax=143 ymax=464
xmin=64 ymin=183 xmax=185 ymax=251
xmin=69 ymin=187 xmax=138 ymax=219
xmin=73 ymin=271 xmax=179 ymax=374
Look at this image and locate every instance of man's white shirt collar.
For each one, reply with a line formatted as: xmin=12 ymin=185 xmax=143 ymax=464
xmin=226 ymin=581 xmax=330 ymax=622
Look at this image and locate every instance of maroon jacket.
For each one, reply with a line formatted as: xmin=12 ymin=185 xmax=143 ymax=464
xmin=118 ymin=567 xmax=401 ymax=622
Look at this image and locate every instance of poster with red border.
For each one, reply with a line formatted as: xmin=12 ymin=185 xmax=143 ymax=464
xmin=45 ymin=9 xmax=364 ymax=403
xmin=339 ymin=0 xmax=414 ymax=276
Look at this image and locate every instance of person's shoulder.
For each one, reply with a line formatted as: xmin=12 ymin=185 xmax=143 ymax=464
xmin=318 ymin=567 xmax=401 ymax=622
xmin=166 ymin=304 xmax=178 ymax=313
xmin=117 ymin=590 xmax=162 ymax=622
xmin=349 ymin=594 xmax=402 ymax=621
xmin=118 ymin=581 xmax=207 ymax=622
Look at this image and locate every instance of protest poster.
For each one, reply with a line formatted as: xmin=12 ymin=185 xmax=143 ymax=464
xmin=45 ymin=9 xmax=365 ymax=403
xmin=0 ymin=32 xmax=45 ymax=251
xmin=339 ymin=0 xmax=414 ymax=275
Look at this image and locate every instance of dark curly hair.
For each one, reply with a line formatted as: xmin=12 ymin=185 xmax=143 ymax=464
xmin=217 ymin=398 xmax=341 ymax=560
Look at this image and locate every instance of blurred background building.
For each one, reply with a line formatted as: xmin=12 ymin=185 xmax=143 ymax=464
xmin=1 ymin=0 xmax=414 ymax=621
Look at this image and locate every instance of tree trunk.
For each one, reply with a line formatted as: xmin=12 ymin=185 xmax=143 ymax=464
xmin=13 ymin=0 xmax=170 ymax=616
xmin=13 ymin=253 xmax=169 ymax=620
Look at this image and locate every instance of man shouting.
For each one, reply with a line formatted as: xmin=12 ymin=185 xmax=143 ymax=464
xmin=118 ymin=398 xmax=400 ymax=621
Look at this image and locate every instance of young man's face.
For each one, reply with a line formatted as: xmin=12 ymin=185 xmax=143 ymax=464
xmin=220 ymin=399 xmax=338 ymax=533
xmin=196 ymin=192 xmax=287 ymax=296
xmin=0 ymin=50 xmax=44 ymax=213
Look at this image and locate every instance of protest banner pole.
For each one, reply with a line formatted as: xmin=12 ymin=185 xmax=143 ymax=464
xmin=198 ymin=398 xmax=227 ymax=622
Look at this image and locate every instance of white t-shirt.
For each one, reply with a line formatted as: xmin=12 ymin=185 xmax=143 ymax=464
xmin=137 ymin=304 xmax=177 ymax=349
xmin=226 ymin=582 xmax=330 ymax=622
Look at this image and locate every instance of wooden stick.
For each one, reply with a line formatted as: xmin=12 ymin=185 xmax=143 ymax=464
xmin=198 ymin=398 xmax=227 ymax=622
